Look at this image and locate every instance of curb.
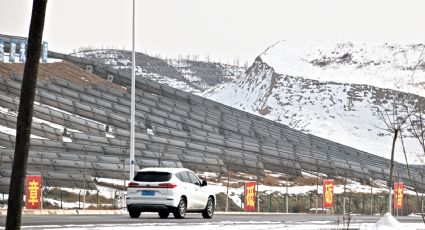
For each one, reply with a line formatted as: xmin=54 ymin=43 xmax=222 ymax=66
xmin=0 ymin=209 xmax=307 ymax=216
xmin=0 ymin=209 xmax=127 ymax=216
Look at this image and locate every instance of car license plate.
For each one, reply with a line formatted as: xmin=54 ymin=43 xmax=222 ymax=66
xmin=142 ymin=190 xmax=155 ymax=196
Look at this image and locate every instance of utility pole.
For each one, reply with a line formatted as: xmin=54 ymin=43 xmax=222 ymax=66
xmin=129 ymin=0 xmax=136 ymax=181
xmin=6 ymin=0 xmax=48 ymax=229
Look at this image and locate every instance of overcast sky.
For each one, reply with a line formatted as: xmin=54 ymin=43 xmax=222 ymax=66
xmin=1 ymin=0 xmax=425 ymax=64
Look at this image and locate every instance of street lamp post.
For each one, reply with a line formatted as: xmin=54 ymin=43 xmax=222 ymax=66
xmin=129 ymin=0 xmax=136 ymax=181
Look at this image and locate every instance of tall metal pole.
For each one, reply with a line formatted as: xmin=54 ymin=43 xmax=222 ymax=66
xmin=83 ymin=152 xmax=87 ymax=210
xmin=285 ymin=179 xmax=289 ymax=213
xmin=316 ymin=172 xmax=319 ymax=215
xmin=129 ymin=0 xmax=136 ymax=181
xmin=226 ymin=164 xmax=230 ymax=212
xmin=370 ymin=179 xmax=373 ymax=215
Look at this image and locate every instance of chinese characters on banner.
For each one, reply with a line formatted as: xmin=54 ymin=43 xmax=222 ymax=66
xmin=244 ymin=181 xmax=256 ymax=211
xmin=323 ymin=179 xmax=334 ymax=209
xmin=26 ymin=175 xmax=42 ymax=209
xmin=394 ymin=182 xmax=404 ymax=209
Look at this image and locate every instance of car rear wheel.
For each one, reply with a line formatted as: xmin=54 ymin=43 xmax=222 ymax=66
xmin=173 ymin=197 xmax=186 ymax=219
xmin=158 ymin=210 xmax=170 ymax=218
xmin=129 ymin=209 xmax=141 ymax=218
xmin=202 ymin=197 xmax=214 ymax=219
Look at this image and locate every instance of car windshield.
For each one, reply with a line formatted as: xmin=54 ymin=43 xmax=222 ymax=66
xmin=133 ymin=171 xmax=172 ymax=182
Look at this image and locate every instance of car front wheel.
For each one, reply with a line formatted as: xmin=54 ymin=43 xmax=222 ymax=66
xmin=158 ymin=210 xmax=170 ymax=218
xmin=129 ymin=209 xmax=141 ymax=218
xmin=202 ymin=197 xmax=214 ymax=219
xmin=173 ymin=197 xmax=186 ymax=219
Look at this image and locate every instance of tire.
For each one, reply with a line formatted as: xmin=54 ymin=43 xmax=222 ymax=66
xmin=173 ymin=197 xmax=186 ymax=219
xmin=202 ymin=197 xmax=214 ymax=219
xmin=129 ymin=209 xmax=141 ymax=218
xmin=158 ymin=210 xmax=170 ymax=218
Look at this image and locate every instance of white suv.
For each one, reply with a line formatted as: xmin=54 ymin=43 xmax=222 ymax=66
xmin=126 ymin=167 xmax=216 ymax=219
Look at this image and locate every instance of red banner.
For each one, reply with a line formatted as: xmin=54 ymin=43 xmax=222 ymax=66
xmin=394 ymin=182 xmax=404 ymax=209
xmin=26 ymin=175 xmax=42 ymax=209
xmin=244 ymin=181 xmax=256 ymax=211
xmin=323 ymin=179 xmax=334 ymax=209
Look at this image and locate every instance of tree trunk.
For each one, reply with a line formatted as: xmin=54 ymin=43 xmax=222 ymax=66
xmin=5 ymin=0 xmax=48 ymax=229
xmin=388 ymin=129 xmax=398 ymax=215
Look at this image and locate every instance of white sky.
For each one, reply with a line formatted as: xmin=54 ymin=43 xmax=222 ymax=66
xmin=1 ymin=0 xmax=425 ymax=64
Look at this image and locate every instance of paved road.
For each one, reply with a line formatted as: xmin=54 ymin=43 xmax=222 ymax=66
xmin=0 ymin=213 xmax=423 ymax=227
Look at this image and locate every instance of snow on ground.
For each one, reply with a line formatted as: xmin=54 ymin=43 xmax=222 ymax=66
xmin=42 ymin=198 xmax=100 ymax=209
xmin=365 ymin=212 xmax=416 ymax=230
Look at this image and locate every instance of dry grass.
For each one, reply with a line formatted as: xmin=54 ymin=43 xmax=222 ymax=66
xmin=0 ymin=61 xmax=125 ymax=92
xmin=214 ymin=170 xmax=339 ymax=187
xmin=260 ymin=175 xmax=281 ymax=186
xmin=290 ymin=176 xmax=319 ymax=186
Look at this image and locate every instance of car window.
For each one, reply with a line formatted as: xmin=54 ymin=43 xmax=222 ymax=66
xmin=175 ymin=173 xmax=183 ymax=181
xmin=177 ymin=171 xmax=191 ymax=183
xmin=133 ymin=171 xmax=171 ymax=182
xmin=188 ymin=172 xmax=201 ymax=185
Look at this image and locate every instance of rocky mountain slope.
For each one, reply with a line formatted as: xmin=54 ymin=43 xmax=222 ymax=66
xmin=204 ymin=41 xmax=425 ymax=164
xmin=71 ymin=48 xmax=244 ymax=94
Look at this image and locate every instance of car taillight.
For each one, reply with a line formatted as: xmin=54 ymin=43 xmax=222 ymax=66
xmin=128 ymin=182 xmax=140 ymax=188
xmin=158 ymin=183 xmax=177 ymax=188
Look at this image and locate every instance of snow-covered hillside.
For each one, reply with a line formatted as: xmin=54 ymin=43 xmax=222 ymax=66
xmin=261 ymin=41 xmax=425 ymax=96
xmin=204 ymin=41 xmax=425 ymax=164
xmin=71 ymin=49 xmax=244 ymax=94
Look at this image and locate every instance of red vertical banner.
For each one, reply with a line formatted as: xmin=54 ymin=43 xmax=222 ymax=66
xmin=323 ymin=179 xmax=334 ymax=209
xmin=26 ymin=175 xmax=42 ymax=209
xmin=394 ymin=182 xmax=404 ymax=209
xmin=244 ymin=181 xmax=256 ymax=211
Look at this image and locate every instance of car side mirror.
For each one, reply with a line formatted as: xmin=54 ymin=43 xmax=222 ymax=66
xmin=201 ymin=180 xmax=207 ymax=186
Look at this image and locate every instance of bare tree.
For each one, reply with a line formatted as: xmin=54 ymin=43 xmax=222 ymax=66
xmin=375 ymin=93 xmax=410 ymax=215
xmin=399 ymin=128 xmax=425 ymax=223
xmin=192 ymin=54 xmax=198 ymax=61
xmin=6 ymin=0 xmax=48 ymax=229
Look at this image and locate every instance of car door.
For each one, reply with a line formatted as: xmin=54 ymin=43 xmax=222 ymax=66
xmin=188 ymin=171 xmax=208 ymax=209
xmin=176 ymin=171 xmax=198 ymax=210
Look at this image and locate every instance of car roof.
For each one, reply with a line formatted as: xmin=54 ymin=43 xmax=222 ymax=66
xmin=137 ymin=167 xmax=190 ymax=174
